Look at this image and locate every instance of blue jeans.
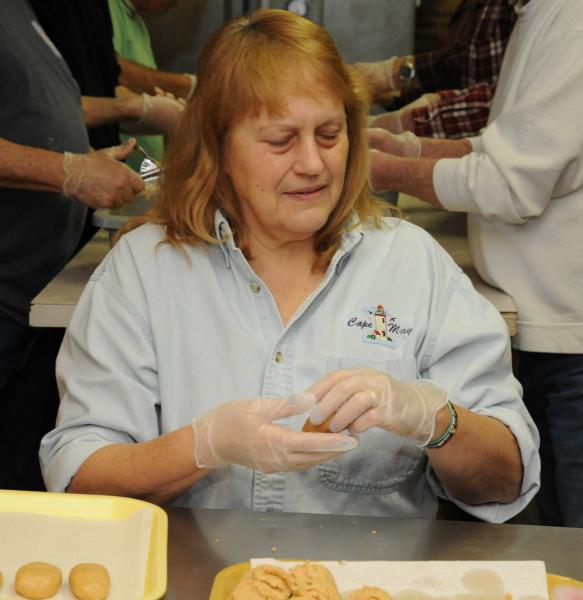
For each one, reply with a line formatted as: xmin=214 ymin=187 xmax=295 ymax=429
xmin=514 ymin=350 xmax=583 ymax=527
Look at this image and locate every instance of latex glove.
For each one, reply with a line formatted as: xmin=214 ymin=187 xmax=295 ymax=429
xmin=154 ymin=86 xmax=186 ymax=107
xmin=307 ymin=369 xmax=448 ymax=447
xmin=368 ymin=128 xmax=421 ymax=158
xmin=368 ymin=110 xmax=405 ymax=134
xmin=121 ymin=93 xmax=184 ymax=136
xmin=369 ymin=93 xmax=440 ymax=134
xmin=353 ymin=57 xmax=397 ymax=105
xmin=183 ymin=73 xmax=197 ymax=100
xmin=192 ymin=393 xmax=359 ymax=473
xmin=62 ymin=140 xmax=145 ymax=209
xmin=404 ymin=92 xmax=440 ymax=113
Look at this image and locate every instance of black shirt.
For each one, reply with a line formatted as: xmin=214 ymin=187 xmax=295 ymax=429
xmin=29 ymin=0 xmax=121 ymax=150
xmin=0 ymin=0 xmax=89 ymax=323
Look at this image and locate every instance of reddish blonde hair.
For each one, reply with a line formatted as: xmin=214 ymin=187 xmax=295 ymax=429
xmin=122 ymin=8 xmax=386 ymax=263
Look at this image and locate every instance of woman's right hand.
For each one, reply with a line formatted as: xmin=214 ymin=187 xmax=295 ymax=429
xmin=191 ymin=394 xmax=359 ymax=473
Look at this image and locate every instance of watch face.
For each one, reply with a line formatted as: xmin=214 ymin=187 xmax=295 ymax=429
xmin=399 ymin=64 xmax=414 ymax=82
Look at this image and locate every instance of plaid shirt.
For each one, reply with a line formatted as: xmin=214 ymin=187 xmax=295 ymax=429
xmin=411 ymin=0 xmax=518 ymax=138
xmin=412 ymin=82 xmax=496 ymax=138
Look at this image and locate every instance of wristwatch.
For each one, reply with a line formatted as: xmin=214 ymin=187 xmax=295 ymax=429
xmin=397 ymin=55 xmax=415 ymax=90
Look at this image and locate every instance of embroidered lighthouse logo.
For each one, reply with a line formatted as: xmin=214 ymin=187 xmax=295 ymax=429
xmin=346 ymin=304 xmax=412 ymax=349
xmin=367 ymin=305 xmax=391 ymax=343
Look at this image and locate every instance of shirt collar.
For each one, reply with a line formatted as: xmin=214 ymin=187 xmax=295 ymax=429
xmin=213 ymin=209 xmax=364 ymax=271
xmin=213 ymin=210 xmax=235 ymax=268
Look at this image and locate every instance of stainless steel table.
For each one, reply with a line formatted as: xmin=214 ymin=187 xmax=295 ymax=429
xmin=165 ymin=508 xmax=583 ymax=599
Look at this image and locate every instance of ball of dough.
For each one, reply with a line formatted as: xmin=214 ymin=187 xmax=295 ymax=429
xmin=290 ymin=561 xmax=341 ymax=599
xmin=15 ymin=562 xmax=62 ymax=599
xmin=348 ymin=586 xmax=393 ymax=600
xmin=229 ymin=564 xmax=293 ymax=600
xmin=302 ymin=415 xmax=334 ymax=434
xmin=69 ymin=563 xmax=111 ymax=600
xmin=0 ymin=569 xmax=3 ymax=588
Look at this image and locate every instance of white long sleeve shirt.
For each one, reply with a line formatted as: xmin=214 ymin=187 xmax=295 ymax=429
xmin=434 ymin=0 xmax=583 ymax=352
xmin=40 ymin=215 xmax=539 ymax=522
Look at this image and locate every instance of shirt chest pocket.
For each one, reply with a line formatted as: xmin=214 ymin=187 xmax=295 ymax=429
xmin=317 ymin=355 xmax=425 ymax=496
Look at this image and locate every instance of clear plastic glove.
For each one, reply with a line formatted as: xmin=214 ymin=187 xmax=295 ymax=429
xmin=353 ymin=57 xmax=397 ymax=105
xmin=153 ymin=86 xmax=186 ymax=107
xmin=62 ymin=140 xmax=145 ymax=209
xmin=368 ymin=110 xmax=405 ymax=134
xmin=405 ymin=92 xmax=440 ymax=113
xmin=307 ymin=369 xmax=448 ymax=447
xmin=369 ymin=93 xmax=440 ymax=134
xmin=192 ymin=393 xmax=359 ymax=473
xmin=183 ymin=73 xmax=197 ymax=100
xmin=121 ymin=93 xmax=184 ymax=136
xmin=367 ymin=128 xmax=421 ymax=159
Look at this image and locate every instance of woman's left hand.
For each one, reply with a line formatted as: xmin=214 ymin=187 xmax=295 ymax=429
xmin=307 ymin=368 xmax=448 ymax=446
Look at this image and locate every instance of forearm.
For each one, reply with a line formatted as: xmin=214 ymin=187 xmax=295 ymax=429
xmin=370 ymin=151 xmax=442 ymax=207
xmin=428 ymin=405 xmax=523 ymax=505
xmin=117 ymin=55 xmax=192 ymax=98
xmin=81 ymin=95 xmax=141 ymax=129
xmin=369 ymin=137 xmax=471 ymax=206
xmin=68 ymin=425 xmax=209 ymax=505
xmin=420 ymin=137 xmax=472 ymax=159
xmin=0 ymin=138 xmax=64 ymax=192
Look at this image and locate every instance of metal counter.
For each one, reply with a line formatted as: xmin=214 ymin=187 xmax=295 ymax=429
xmin=165 ymin=507 xmax=583 ymax=599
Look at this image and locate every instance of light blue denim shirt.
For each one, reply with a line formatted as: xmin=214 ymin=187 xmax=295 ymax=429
xmin=41 ymin=213 xmax=540 ymax=522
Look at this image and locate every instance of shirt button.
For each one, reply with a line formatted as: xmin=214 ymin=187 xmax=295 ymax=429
xmin=250 ymin=281 xmax=261 ymax=293
xmin=275 ymin=351 xmax=284 ymax=363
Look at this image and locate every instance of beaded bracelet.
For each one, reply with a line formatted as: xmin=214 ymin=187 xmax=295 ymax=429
xmin=426 ymin=400 xmax=458 ymax=449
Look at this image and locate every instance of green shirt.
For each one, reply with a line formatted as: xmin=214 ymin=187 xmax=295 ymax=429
xmin=108 ymin=0 xmax=164 ymax=171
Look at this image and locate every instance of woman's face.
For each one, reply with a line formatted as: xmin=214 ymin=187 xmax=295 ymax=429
xmin=225 ymin=92 xmax=349 ymax=250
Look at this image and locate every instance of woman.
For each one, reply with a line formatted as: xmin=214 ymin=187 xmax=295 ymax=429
xmin=40 ymin=9 xmax=539 ymax=522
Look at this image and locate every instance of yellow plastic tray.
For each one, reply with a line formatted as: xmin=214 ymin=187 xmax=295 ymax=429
xmin=209 ymin=562 xmax=250 ymax=599
xmin=0 ymin=489 xmax=167 ymax=600
xmin=208 ymin=562 xmax=583 ymax=600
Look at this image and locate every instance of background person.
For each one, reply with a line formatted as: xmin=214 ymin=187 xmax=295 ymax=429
xmin=0 ymin=0 xmax=143 ymax=490
xmin=109 ymin=0 xmax=197 ymax=100
xmin=355 ymin=0 xmax=518 ymax=139
xmin=41 ymin=9 xmax=539 ymax=522
xmin=368 ymin=0 xmax=583 ymax=527
xmin=108 ymin=0 xmax=196 ymax=171
xmin=29 ymin=0 xmax=184 ymax=246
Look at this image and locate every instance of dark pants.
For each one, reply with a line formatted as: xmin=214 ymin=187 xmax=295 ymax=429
xmin=514 ymin=350 xmax=583 ymax=527
xmin=0 ymin=313 xmax=64 ymax=491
